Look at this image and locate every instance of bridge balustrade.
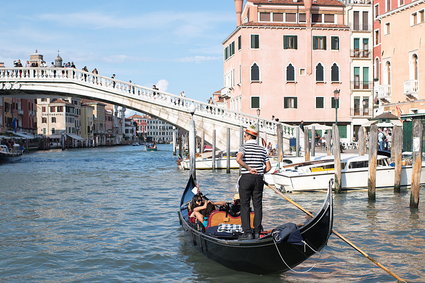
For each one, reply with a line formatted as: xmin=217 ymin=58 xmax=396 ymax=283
xmin=0 ymin=67 xmax=296 ymax=138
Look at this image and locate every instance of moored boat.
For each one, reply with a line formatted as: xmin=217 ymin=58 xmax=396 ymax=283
xmin=272 ymin=154 xmax=425 ymax=192
xmin=0 ymin=144 xmax=23 ymax=163
xmin=178 ymin=175 xmax=333 ymax=274
xmin=178 ymin=151 xmax=239 ymax=170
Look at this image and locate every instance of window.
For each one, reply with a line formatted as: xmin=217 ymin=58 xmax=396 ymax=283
xmin=51 ymin=128 xmax=56 ymax=134
xmin=285 ymin=13 xmax=296 ymax=22
xmin=384 ymin=23 xmax=390 ymax=34
xmin=316 ymin=63 xmax=324 ymax=82
xmin=374 ymin=4 xmax=379 ymax=18
xmin=42 ymin=117 xmax=47 ymax=123
xmin=354 ymin=97 xmax=361 ymax=115
xmin=284 ymin=35 xmax=297 ymax=49
xmin=51 ymin=117 xmax=56 ymax=123
xmin=399 ymin=0 xmax=404 ymax=6
xmin=57 ymin=106 xmax=63 ymax=112
xmin=286 ymin=64 xmax=295 ymax=82
xmin=299 ymin=13 xmax=306 ymax=22
xmin=312 ymin=14 xmax=322 ymax=23
xmin=316 ymin=97 xmax=324 ymax=108
xmin=284 ymin=97 xmax=297 ymax=108
xmin=354 ymin=67 xmax=360 ymax=89
xmin=50 ymin=106 xmax=55 ymax=112
xmin=273 ymin=13 xmax=283 ymax=22
xmin=251 ymin=63 xmax=260 ymax=81
xmin=385 ymin=61 xmax=391 ymax=84
xmin=251 ymin=96 xmax=260 ymax=108
xmin=331 ymin=63 xmax=339 ymax=82
xmin=251 ymin=34 xmax=259 ymax=49
xmin=386 ymin=0 xmax=391 ymax=12
xmin=374 ymin=30 xmax=380 ymax=45
xmin=374 ymin=58 xmax=380 ymax=80
xmin=354 ymin=11 xmax=360 ymax=30
xmin=362 ymin=11 xmax=369 ymax=30
xmin=363 ymin=67 xmax=369 ymax=88
xmin=412 ymin=54 xmax=419 ymax=80
xmin=42 ymin=128 xmax=46 ymax=135
xmin=420 ymin=10 xmax=425 ymax=23
xmin=313 ymin=36 xmax=326 ymax=50
xmin=324 ymin=14 xmax=334 ymax=23
xmin=331 ymin=36 xmax=339 ymax=50
xmin=42 ymin=106 xmax=46 ymax=112
xmin=238 ymin=35 xmax=242 ymax=50
xmin=331 ymin=97 xmax=340 ymax=108
xmin=260 ymin=12 xmax=271 ymax=21
xmin=41 ymin=98 xmax=47 ymax=102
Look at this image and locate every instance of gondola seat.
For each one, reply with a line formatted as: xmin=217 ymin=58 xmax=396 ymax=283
xmin=206 ymin=210 xmax=254 ymax=228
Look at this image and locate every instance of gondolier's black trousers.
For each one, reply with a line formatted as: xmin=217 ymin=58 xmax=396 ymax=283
xmin=238 ymin=173 xmax=264 ymax=234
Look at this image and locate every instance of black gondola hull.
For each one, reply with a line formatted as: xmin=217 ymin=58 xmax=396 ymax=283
xmin=179 ymin=176 xmax=333 ymax=274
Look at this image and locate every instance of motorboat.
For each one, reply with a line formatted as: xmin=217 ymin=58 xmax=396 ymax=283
xmin=0 ymin=144 xmax=23 ymax=163
xmin=272 ymin=154 xmax=425 ymax=192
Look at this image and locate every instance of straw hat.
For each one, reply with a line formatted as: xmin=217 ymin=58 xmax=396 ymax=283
xmin=245 ymin=124 xmax=258 ymax=137
xmin=233 ymin=193 xmax=240 ymax=200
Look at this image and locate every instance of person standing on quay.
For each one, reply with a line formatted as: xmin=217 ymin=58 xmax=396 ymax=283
xmin=236 ymin=124 xmax=271 ymax=240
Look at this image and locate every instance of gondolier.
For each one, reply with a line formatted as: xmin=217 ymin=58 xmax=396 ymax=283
xmin=236 ymin=124 xmax=271 ymax=240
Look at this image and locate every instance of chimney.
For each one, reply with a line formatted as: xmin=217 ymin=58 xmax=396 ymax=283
xmin=304 ymin=0 xmax=312 ymax=27
xmin=234 ymin=0 xmax=243 ymax=26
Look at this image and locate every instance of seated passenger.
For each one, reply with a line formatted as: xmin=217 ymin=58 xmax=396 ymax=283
xmin=190 ymin=194 xmax=226 ymax=227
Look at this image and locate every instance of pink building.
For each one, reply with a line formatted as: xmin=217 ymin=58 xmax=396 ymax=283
xmin=373 ymin=0 xmax=424 ymax=119
xmin=223 ymin=0 xmax=351 ymax=135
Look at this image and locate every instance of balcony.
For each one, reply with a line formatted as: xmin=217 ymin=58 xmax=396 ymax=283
xmin=351 ymin=49 xmax=371 ymax=59
xmin=404 ymin=80 xmax=419 ymax=99
xmin=350 ymin=24 xmax=371 ymax=32
xmin=352 ymin=81 xmax=373 ymax=90
xmin=374 ymin=85 xmax=391 ymax=101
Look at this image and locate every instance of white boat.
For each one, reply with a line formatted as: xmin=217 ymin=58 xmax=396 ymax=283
xmin=272 ymin=155 xmax=425 ymax=192
xmin=178 ymin=151 xmax=239 ymax=170
xmin=0 ymin=144 xmax=23 ymax=163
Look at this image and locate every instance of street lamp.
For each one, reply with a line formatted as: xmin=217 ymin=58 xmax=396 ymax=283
xmin=333 ymin=89 xmax=340 ymax=126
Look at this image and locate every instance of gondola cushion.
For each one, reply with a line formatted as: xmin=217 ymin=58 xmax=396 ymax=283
xmin=205 ymin=225 xmax=241 ymax=239
xmin=272 ymin=223 xmax=303 ymax=245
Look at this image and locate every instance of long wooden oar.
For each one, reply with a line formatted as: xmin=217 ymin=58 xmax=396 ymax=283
xmin=266 ymin=184 xmax=406 ymax=282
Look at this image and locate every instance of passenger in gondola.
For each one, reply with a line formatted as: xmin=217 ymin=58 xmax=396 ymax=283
xmin=189 ymin=194 xmax=226 ymax=228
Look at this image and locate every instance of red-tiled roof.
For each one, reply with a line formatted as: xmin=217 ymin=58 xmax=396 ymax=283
xmin=249 ymin=0 xmax=345 ymax=6
xmin=241 ymin=21 xmax=349 ymax=28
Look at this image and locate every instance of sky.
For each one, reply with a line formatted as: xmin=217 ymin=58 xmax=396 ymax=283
xmin=0 ymin=0 xmax=237 ymax=103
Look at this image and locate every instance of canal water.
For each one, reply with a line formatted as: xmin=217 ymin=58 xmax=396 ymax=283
xmin=0 ymin=145 xmax=424 ymax=282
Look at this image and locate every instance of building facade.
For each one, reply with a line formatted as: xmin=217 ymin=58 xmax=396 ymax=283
xmin=344 ymin=0 xmax=374 ymax=139
xmin=224 ymin=0 xmax=352 ymax=139
xmin=373 ymin=0 xmax=424 ymax=119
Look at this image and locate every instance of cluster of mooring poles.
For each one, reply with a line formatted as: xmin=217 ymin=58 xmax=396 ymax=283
xmin=182 ymin=111 xmax=408 ymax=281
xmin=302 ymin=120 xmax=422 ymax=208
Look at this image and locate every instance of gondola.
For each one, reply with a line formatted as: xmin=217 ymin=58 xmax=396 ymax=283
xmin=178 ymin=175 xmax=333 ymax=274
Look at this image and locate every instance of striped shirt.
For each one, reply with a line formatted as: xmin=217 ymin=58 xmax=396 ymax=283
xmin=239 ymin=140 xmax=269 ymax=175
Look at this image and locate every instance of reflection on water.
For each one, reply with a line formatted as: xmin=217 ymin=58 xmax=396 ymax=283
xmin=0 ymin=144 xmax=424 ymax=282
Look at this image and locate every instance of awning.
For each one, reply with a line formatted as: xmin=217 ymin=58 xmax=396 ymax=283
xmin=305 ymin=123 xmax=332 ymax=130
xmin=67 ymin=133 xmax=84 ymax=141
xmin=12 ymin=132 xmax=35 ymax=139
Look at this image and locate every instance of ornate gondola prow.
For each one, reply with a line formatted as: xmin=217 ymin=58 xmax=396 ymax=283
xmin=180 ymin=175 xmax=197 ymax=208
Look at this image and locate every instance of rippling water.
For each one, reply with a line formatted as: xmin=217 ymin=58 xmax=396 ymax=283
xmin=0 ymin=145 xmax=424 ymax=282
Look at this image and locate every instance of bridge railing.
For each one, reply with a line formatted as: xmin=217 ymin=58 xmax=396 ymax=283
xmin=0 ymin=67 xmax=296 ymax=137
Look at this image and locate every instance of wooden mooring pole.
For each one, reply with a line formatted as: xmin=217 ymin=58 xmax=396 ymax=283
xmin=332 ymin=124 xmax=342 ymax=193
xmin=226 ymin=128 xmax=231 ymax=174
xmin=410 ymin=119 xmax=423 ymax=208
xmin=304 ymin=129 xmax=310 ymax=161
xmin=296 ymin=127 xmax=301 ymax=157
xmin=311 ymin=126 xmax=316 ymax=157
xmin=368 ymin=125 xmax=378 ymax=201
xmin=358 ymin=126 xmax=366 ymax=156
xmin=277 ymin=123 xmax=283 ymax=164
xmin=326 ymin=129 xmax=332 ymax=156
xmin=392 ymin=126 xmax=403 ymax=192
xmin=212 ymin=129 xmax=216 ymax=171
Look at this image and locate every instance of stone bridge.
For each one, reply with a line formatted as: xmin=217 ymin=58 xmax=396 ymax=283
xmin=0 ymin=67 xmax=296 ymax=150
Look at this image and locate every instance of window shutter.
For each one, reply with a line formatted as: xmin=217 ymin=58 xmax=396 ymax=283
xmin=284 ymin=36 xmax=288 ymax=49
xmin=313 ymin=37 xmax=318 ymax=49
xmin=294 ymin=37 xmax=298 ymax=49
xmin=294 ymin=98 xmax=298 ymax=108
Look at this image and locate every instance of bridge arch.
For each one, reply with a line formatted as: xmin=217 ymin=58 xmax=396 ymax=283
xmin=0 ymin=67 xmax=296 ymax=150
